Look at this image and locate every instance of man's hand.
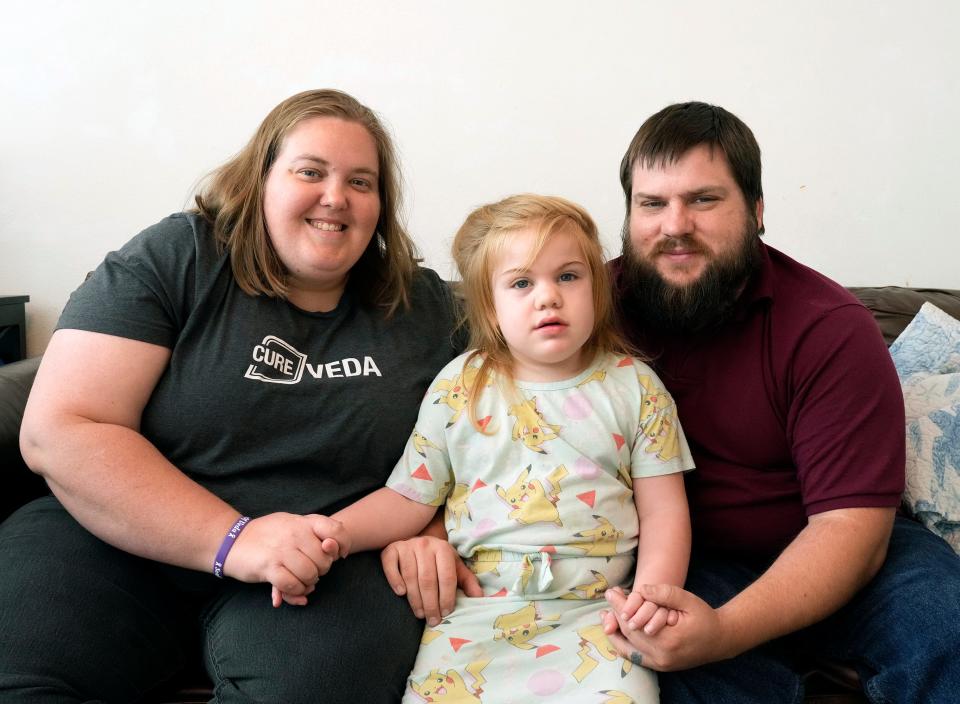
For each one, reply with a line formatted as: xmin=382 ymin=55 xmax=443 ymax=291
xmin=602 ymin=584 xmax=730 ymax=671
xmin=617 ymin=586 xmax=680 ymax=636
xmin=381 ymin=535 xmax=482 ymax=625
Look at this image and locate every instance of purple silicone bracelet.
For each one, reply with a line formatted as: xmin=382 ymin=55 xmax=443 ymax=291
xmin=213 ymin=515 xmax=251 ymax=578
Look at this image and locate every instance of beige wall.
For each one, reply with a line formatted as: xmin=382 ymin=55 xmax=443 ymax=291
xmin=2 ymin=0 xmax=958 ymax=357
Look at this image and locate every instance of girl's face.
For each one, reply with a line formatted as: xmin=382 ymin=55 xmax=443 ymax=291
xmin=491 ymin=226 xmax=596 ymax=382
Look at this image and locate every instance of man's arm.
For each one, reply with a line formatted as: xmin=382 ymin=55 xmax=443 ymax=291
xmin=713 ymin=505 xmax=893 ymax=656
xmin=604 ymin=505 xmax=894 ymax=670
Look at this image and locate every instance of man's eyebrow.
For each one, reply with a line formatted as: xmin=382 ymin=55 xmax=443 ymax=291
xmin=632 ymin=190 xmax=662 ymax=200
xmin=292 ymin=154 xmax=378 ymax=176
xmin=632 ymin=185 xmax=729 ymax=199
xmin=687 ymin=185 xmax=728 ymax=196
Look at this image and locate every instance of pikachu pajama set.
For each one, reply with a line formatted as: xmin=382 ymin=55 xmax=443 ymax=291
xmin=386 ymin=350 xmax=695 ymax=704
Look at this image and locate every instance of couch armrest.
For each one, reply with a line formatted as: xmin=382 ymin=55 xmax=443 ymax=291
xmin=0 ymin=357 xmax=48 ymax=521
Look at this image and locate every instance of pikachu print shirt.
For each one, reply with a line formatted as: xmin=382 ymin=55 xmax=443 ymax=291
xmin=386 ymin=351 xmax=695 ymax=593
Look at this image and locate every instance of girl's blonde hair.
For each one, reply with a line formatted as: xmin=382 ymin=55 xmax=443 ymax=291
xmin=452 ymin=193 xmax=632 ymax=430
xmin=193 ymin=89 xmax=419 ymax=315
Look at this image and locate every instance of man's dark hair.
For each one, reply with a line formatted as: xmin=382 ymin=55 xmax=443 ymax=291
xmin=619 ymin=102 xmax=764 ymax=234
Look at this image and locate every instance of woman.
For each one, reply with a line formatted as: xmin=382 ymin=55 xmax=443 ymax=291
xmin=0 ymin=89 xmax=462 ymax=703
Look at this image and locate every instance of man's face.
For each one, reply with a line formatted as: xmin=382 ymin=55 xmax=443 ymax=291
xmin=622 ymin=143 xmax=764 ymax=334
xmin=628 ymin=143 xmax=763 ymax=287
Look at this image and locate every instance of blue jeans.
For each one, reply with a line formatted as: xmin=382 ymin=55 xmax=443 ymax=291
xmin=0 ymin=497 xmax=422 ymax=704
xmin=658 ymin=516 xmax=960 ymax=704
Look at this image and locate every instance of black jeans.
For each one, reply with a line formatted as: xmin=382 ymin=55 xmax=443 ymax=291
xmin=0 ymin=497 xmax=422 ymax=703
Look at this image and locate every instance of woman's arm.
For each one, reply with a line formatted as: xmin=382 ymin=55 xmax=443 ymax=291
xmin=20 ymin=329 xmax=342 ymax=596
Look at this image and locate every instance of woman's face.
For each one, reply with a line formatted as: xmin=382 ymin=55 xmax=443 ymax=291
xmin=262 ymin=116 xmax=381 ymax=311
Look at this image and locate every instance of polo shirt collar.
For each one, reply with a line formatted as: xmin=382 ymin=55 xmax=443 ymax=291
xmin=731 ymin=241 xmax=775 ymax=320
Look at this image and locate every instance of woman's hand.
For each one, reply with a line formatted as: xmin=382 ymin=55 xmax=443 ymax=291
xmin=380 ymin=535 xmax=482 ymax=625
xmin=270 ymin=535 xmax=343 ymax=607
xmin=223 ymin=513 xmax=349 ymax=602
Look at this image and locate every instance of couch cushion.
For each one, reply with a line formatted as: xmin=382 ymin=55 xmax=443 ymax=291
xmin=889 ymin=303 xmax=960 ymax=554
xmin=0 ymin=356 xmax=48 ymax=521
xmin=850 ymin=287 xmax=960 ymax=346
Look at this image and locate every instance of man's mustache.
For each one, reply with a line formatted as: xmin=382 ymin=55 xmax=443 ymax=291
xmin=655 ymin=236 xmax=705 ymax=256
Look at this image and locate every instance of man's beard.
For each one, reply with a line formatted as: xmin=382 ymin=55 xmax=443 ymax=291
xmin=620 ymin=225 xmax=763 ymax=336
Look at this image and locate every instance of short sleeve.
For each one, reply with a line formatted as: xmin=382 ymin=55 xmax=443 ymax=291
xmin=385 ymin=365 xmax=458 ymax=506
xmin=632 ymin=365 xmax=696 ymax=478
xmin=788 ymin=305 xmax=905 ymax=515
xmin=56 ymin=214 xmax=201 ymax=348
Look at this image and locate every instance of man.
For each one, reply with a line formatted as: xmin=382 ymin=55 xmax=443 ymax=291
xmin=601 ymin=101 xmax=960 ymax=702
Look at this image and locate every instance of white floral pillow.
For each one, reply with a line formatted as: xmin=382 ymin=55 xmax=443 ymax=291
xmin=889 ymin=303 xmax=960 ymax=554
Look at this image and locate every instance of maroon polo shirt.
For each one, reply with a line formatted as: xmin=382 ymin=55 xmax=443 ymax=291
xmin=611 ymin=244 xmax=905 ymax=558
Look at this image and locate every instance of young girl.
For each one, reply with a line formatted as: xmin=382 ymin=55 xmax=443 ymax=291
xmin=290 ymin=194 xmax=693 ymax=702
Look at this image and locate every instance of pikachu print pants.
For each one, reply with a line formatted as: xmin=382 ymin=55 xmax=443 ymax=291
xmin=402 ymin=551 xmax=659 ymax=704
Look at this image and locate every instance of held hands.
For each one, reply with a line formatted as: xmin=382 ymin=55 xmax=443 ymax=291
xmin=270 ymin=536 xmax=342 ymax=608
xmin=380 ymin=535 xmax=482 ymax=625
xmin=601 ymin=584 xmax=728 ymax=671
xmin=218 ymin=512 xmax=350 ymax=607
xmin=613 ymin=585 xmax=681 ymax=636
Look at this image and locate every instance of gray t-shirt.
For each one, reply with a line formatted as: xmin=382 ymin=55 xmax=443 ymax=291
xmin=57 ymin=212 xmax=464 ymax=517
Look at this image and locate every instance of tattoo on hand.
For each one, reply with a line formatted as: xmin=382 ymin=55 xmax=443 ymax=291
xmin=630 ymin=651 xmax=643 ymax=666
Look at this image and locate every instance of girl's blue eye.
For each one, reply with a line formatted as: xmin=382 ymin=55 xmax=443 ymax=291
xmin=559 ymin=272 xmax=577 ymax=282
xmin=512 ymin=279 xmax=530 ymax=289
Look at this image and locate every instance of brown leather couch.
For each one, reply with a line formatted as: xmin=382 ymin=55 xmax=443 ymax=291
xmin=2 ymin=286 xmax=958 ymax=703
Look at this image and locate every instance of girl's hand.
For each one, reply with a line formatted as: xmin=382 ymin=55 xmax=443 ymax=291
xmin=607 ymin=586 xmax=680 ymax=636
xmin=380 ymin=536 xmax=482 ymax=626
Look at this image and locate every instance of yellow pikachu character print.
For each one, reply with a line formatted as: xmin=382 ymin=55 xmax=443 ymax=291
xmin=413 ymin=430 xmax=441 ymax=457
xmin=637 ymin=375 xmax=671 ymax=421
xmin=492 ymin=602 xmax=560 ymax=651
xmin=576 ymin=369 xmax=607 ymax=387
xmin=434 ymin=366 xmax=482 ymax=427
xmin=615 ymin=461 xmax=632 ymax=491
xmin=495 ymin=465 xmax=568 ymax=527
xmin=409 ymin=658 xmax=491 ymax=703
xmin=466 ymin=548 xmax=502 ymax=578
xmin=445 ymin=482 xmax=472 ymax=531
xmin=572 ymin=623 xmax=632 ymax=683
xmin=637 ymin=375 xmax=682 ymax=461
xmin=426 ymin=480 xmax=451 ymax=508
xmin=559 ymin=570 xmax=610 ymax=600
xmin=571 ymin=515 xmax=624 ymax=557
xmin=508 ymin=397 xmax=561 ymax=454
